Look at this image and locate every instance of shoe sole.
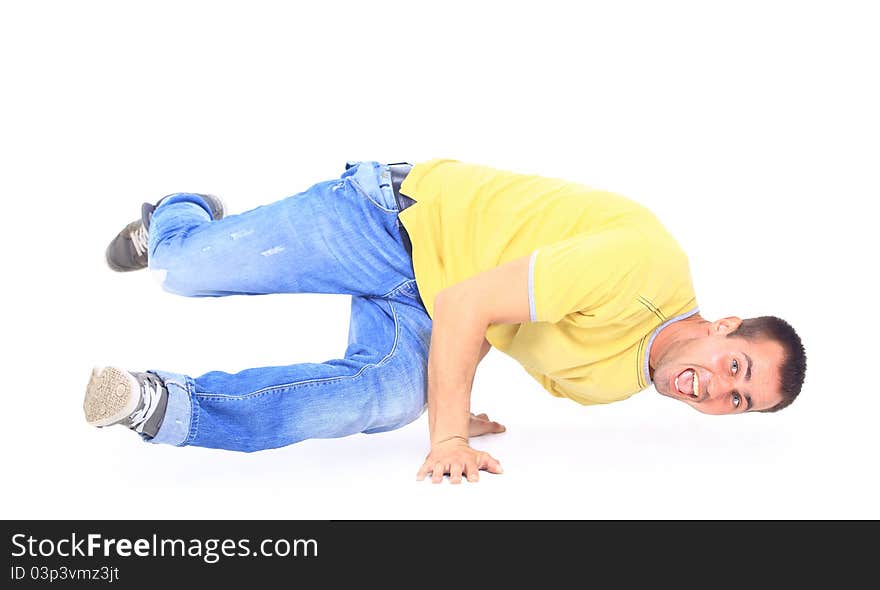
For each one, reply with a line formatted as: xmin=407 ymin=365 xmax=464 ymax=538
xmin=84 ymin=367 xmax=140 ymax=427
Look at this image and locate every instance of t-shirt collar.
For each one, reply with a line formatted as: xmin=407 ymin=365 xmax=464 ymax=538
xmin=643 ymin=307 xmax=701 ymax=386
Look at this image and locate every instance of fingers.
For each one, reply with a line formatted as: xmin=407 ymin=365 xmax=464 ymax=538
xmin=416 ymin=449 xmax=504 ymax=483
xmin=469 ymin=419 xmax=490 ymax=438
xmin=431 ymin=462 xmax=445 ymax=484
xmin=416 ymin=461 xmax=431 ymax=481
xmin=475 ymin=413 xmax=505 ymax=432
xmin=465 ymin=460 xmax=479 ymax=482
xmin=416 ymin=461 xmax=450 ymax=482
xmin=469 ymin=417 xmax=507 ymax=438
xmin=477 ymin=452 xmax=503 ymax=474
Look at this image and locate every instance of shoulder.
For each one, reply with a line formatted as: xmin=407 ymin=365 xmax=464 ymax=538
xmin=630 ymin=212 xmax=690 ymax=264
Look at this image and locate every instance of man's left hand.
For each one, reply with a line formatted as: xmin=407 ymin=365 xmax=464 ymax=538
xmin=468 ymin=412 xmax=506 ymax=438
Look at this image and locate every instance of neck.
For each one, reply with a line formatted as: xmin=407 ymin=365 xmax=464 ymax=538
xmin=648 ymin=313 xmax=708 ymax=380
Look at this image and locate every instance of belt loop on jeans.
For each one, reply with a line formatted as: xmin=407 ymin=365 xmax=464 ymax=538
xmin=388 ymin=162 xmax=415 ymax=258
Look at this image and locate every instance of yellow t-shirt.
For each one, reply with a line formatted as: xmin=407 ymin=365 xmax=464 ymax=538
xmin=398 ymin=158 xmax=699 ymax=405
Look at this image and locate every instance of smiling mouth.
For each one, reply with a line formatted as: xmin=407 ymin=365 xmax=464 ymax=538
xmin=674 ymin=368 xmax=701 ymax=399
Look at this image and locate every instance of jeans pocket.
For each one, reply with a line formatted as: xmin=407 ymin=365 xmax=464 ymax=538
xmin=401 ymin=280 xmax=426 ymax=307
xmin=343 ymin=161 xmax=398 ymax=212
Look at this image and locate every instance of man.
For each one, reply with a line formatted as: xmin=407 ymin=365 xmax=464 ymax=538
xmin=84 ymin=159 xmax=807 ymax=483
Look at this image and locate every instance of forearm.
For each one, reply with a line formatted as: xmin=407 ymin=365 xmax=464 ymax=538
xmin=426 ymin=290 xmax=488 ymax=446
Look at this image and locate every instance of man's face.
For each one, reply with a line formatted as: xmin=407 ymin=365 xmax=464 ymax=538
xmin=653 ymin=319 xmax=786 ymax=414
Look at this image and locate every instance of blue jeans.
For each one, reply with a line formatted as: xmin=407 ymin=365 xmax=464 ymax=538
xmin=145 ymin=161 xmax=432 ymax=452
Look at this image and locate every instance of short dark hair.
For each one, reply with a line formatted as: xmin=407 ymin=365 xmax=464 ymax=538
xmin=726 ymin=316 xmax=807 ymax=413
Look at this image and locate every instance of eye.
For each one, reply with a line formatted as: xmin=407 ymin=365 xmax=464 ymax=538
xmin=732 ymin=393 xmax=742 ymax=409
xmin=731 ymin=359 xmax=739 ymax=375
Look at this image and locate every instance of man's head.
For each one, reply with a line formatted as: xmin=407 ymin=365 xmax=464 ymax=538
xmin=649 ymin=315 xmax=807 ymax=415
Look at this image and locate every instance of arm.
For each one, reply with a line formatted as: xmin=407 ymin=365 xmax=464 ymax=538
xmin=424 ymin=290 xmax=485 ymax=447
xmin=416 ymin=254 xmax=532 ymax=484
xmin=478 ymin=336 xmax=492 ymax=363
xmin=469 ymin=338 xmax=507 ymax=437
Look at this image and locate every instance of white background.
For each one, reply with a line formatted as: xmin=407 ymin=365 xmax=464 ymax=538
xmin=1 ymin=0 xmax=876 ymax=519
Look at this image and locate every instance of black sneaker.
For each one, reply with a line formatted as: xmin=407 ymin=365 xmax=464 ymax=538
xmin=83 ymin=367 xmax=169 ymax=438
xmin=105 ymin=193 xmax=225 ymax=272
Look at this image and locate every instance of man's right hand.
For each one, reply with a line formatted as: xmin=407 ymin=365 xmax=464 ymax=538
xmin=416 ymin=437 xmax=503 ymax=484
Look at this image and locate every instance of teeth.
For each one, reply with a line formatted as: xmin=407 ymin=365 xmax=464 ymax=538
xmin=675 ymin=370 xmax=700 ymax=398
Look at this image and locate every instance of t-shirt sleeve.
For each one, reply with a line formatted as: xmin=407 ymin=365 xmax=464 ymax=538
xmin=529 ymin=228 xmax=648 ymax=324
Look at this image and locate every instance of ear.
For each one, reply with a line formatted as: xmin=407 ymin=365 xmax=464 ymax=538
xmin=712 ymin=316 xmax=743 ymax=336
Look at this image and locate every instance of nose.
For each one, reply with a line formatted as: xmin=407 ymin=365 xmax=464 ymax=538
xmin=707 ymin=372 xmax=735 ymax=400
xmin=692 ymin=372 xmax=738 ymax=415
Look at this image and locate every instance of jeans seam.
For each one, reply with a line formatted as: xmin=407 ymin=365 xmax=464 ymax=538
xmin=194 ymin=299 xmax=402 ymax=401
xmin=184 ymin=375 xmax=200 ymax=445
xmin=381 ymin=278 xmax=416 ymax=299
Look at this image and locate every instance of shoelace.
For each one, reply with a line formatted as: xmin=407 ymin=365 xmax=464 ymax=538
xmin=130 ymin=377 xmax=162 ymax=434
xmin=131 ymin=223 xmax=149 ymax=257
